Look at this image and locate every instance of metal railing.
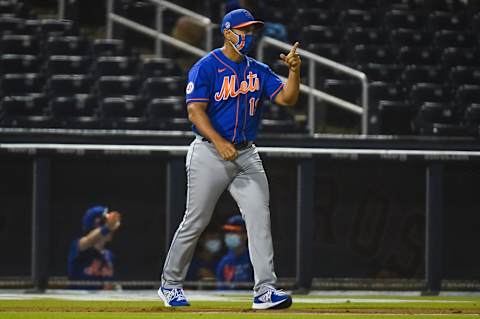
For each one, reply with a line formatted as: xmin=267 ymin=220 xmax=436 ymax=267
xmin=257 ymin=37 xmax=369 ymax=135
xmin=105 ymin=0 xmax=213 ymax=57
xmin=57 ymin=0 xmax=370 ymax=135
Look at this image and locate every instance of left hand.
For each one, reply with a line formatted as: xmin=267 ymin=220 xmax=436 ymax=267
xmin=280 ymin=42 xmax=301 ymax=74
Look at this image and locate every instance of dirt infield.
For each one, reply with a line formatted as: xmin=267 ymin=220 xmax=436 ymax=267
xmin=1 ymin=306 xmax=478 ymax=315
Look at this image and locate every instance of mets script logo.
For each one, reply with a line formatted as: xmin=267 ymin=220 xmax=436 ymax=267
xmin=214 ymin=72 xmax=260 ymax=101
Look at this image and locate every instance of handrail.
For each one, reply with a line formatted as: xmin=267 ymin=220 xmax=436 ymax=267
xmin=257 ymin=36 xmax=369 ymax=135
xmin=109 ymin=13 xmax=207 ymax=57
xmin=105 ymin=0 xmax=370 ymax=135
xmin=106 ymin=0 xmax=213 ymax=56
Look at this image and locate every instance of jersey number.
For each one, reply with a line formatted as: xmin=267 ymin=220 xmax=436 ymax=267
xmin=249 ymin=97 xmax=259 ymax=116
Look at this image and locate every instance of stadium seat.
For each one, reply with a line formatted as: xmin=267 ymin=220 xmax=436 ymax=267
xmin=39 ymin=19 xmax=77 ymax=37
xmin=441 ymin=48 xmax=479 ymax=68
xmin=0 ymin=54 xmax=41 ymax=74
xmin=449 ymin=67 xmax=480 ymax=87
xmin=46 ymin=55 xmax=92 ymax=75
xmin=100 ymin=96 xmax=148 ymax=129
xmin=383 ymin=10 xmax=425 ymax=29
xmin=401 ymin=65 xmax=446 ymax=84
xmin=23 ymin=19 xmax=41 ymax=35
xmin=147 ymin=97 xmax=189 ymax=130
xmin=45 ymin=36 xmax=91 ymax=55
xmin=293 ymin=9 xmax=338 ymax=28
xmin=432 ymin=30 xmax=475 ymax=49
xmin=0 ymin=94 xmax=52 ymax=128
xmin=298 ymin=0 xmax=336 ymax=9
xmin=306 ymin=44 xmax=346 ymax=62
xmin=455 ymin=85 xmax=480 ymax=109
xmin=47 ymin=74 xmax=94 ymax=96
xmin=141 ymin=57 xmax=182 ymax=78
xmin=389 ymin=28 xmax=432 ymax=48
xmin=49 ymin=94 xmax=98 ymax=119
xmin=261 ymin=101 xmax=297 ymax=133
xmin=357 ymin=63 xmax=402 ymax=82
xmin=340 ymin=9 xmax=378 ymax=27
xmin=345 ymin=27 xmax=388 ymax=46
xmin=141 ymin=76 xmax=186 ymax=99
xmin=377 ymin=100 xmax=415 ymax=135
xmin=0 ymin=16 xmax=24 ymax=34
xmin=353 ymin=45 xmax=395 ymax=64
xmin=427 ymin=12 xmax=466 ymax=31
xmin=95 ymin=56 xmax=138 ymax=76
xmin=0 ymin=34 xmax=39 ymax=54
xmin=410 ymin=83 xmax=449 ymax=105
xmin=300 ymin=25 xmax=343 ymax=45
xmin=97 ymin=76 xmax=140 ymax=97
xmin=92 ymin=39 xmax=129 ymax=57
xmin=369 ymin=82 xmax=405 ymax=106
xmin=1 ymin=73 xmax=45 ymax=95
xmin=424 ymin=0 xmax=466 ymax=11
xmin=397 ymin=47 xmax=440 ymax=65
xmin=338 ymin=0 xmax=379 ymax=9
xmin=323 ymin=79 xmax=361 ymax=104
xmin=464 ymin=104 xmax=480 ymax=135
xmin=413 ymin=102 xmax=466 ymax=136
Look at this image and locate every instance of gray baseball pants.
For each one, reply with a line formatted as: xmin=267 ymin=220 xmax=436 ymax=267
xmin=161 ymin=136 xmax=277 ymax=294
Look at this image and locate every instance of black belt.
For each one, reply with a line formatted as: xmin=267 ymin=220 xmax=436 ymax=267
xmin=201 ymin=138 xmax=252 ymax=151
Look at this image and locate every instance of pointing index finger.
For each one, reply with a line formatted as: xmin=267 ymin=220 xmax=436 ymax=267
xmin=290 ymin=42 xmax=299 ymax=55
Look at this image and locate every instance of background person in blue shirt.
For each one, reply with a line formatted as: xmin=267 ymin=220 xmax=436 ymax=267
xmin=67 ymin=205 xmax=121 ymax=289
xmin=216 ymin=215 xmax=253 ymax=289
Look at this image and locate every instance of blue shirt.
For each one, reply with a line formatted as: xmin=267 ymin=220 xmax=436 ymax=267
xmin=186 ymin=48 xmax=284 ymax=143
xmin=215 ymin=249 xmax=253 ymax=288
xmin=67 ymin=239 xmax=115 ymax=289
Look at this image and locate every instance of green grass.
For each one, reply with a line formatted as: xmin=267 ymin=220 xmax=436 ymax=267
xmin=0 ymin=294 xmax=479 ymax=319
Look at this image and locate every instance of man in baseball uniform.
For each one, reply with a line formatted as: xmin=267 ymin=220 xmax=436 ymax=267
xmin=158 ymin=8 xmax=300 ymax=309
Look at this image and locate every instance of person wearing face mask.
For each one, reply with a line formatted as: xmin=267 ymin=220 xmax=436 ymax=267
xmin=215 ymin=215 xmax=253 ymax=289
xmin=185 ymin=231 xmax=223 ymax=281
xmin=67 ymin=205 xmax=121 ymax=290
xmin=158 ymin=8 xmax=299 ymax=309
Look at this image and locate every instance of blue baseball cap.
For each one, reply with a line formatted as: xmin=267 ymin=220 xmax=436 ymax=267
xmin=82 ymin=205 xmax=108 ymax=232
xmin=221 ymin=9 xmax=264 ymax=34
xmin=223 ymin=214 xmax=246 ymax=232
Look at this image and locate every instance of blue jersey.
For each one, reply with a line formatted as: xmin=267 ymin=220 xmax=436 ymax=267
xmin=67 ymin=239 xmax=115 ymax=289
xmin=215 ymin=249 xmax=253 ymax=288
xmin=186 ymin=48 xmax=284 ymax=143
